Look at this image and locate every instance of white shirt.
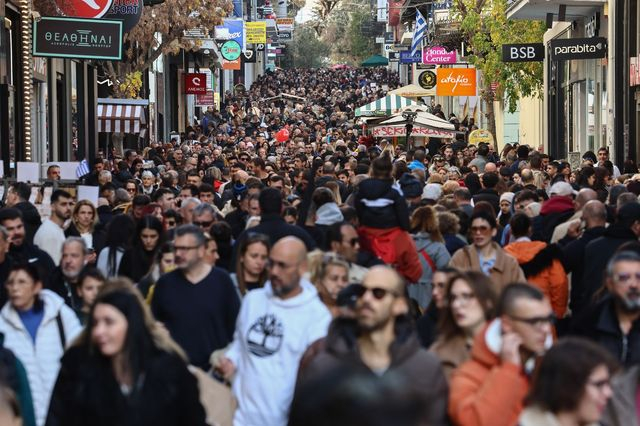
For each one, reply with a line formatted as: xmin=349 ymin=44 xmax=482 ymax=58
xmin=33 ymin=219 xmax=66 ymax=265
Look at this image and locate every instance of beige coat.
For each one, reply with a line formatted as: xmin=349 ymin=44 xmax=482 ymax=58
xmin=601 ymin=366 xmax=640 ymax=426
xmin=449 ymin=242 xmax=526 ymax=292
xmin=429 ymin=334 xmax=471 ymax=381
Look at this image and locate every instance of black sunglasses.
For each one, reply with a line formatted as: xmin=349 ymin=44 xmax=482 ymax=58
xmin=193 ymin=220 xmax=214 ymax=228
xmin=351 ymin=284 xmax=398 ymax=300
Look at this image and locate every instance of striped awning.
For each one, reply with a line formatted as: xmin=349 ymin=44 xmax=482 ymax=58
xmin=97 ymin=103 xmax=146 ymax=134
xmin=355 ymin=95 xmax=418 ymax=117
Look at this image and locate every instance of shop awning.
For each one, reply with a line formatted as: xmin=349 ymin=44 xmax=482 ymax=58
xmin=355 ymin=95 xmax=418 ymax=117
xmin=361 ymin=54 xmax=389 ymax=67
xmin=506 ymin=0 xmax=605 ymax=20
xmin=97 ymin=99 xmax=147 ymax=134
xmin=388 ymin=84 xmax=435 ymax=98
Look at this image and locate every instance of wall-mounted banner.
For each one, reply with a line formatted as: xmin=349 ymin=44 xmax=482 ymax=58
xmin=54 ymin=0 xmax=112 ymax=18
xmin=103 ymin=0 xmax=142 ymax=33
xmin=400 ymin=51 xmax=421 ymax=64
xmin=422 ymin=46 xmax=456 ymax=64
xmin=501 ymin=43 xmax=544 ymax=62
xmin=184 ymin=73 xmax=207 ymax=94
xmin=33 ymin=17 xmax=123 ymax=60
xmin=436 ymin=68 xmax=476 ymax=96
xmin=215 ymin=19 xmax=244 ymax=49
xmin=245 ymin=21 xmax=266 ymax=44
xmin=220 ymin=40 xmax=241 ymax=61
xmin=549 ymin=37 xmax=607 ymax=61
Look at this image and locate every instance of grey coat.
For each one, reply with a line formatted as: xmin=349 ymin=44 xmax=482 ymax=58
xmin=601 ymin=366 xmax=640 ymax=426
xmin=410 ymin=232 xmax=451 ymax=309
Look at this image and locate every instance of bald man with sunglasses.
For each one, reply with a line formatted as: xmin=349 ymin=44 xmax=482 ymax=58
xmin=295 ymin=266 xmax=448 ymax=425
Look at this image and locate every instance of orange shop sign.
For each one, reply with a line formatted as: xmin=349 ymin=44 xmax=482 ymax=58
xmin=436 ymin=68 xmax=477 ymax=96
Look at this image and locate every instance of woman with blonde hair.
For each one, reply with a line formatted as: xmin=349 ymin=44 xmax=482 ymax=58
xmin=65 ymin=200 xmax=106 ymax=263
xmin=307 ymin=251 xmax=350 ymax=317
xmin=46 ymin=278 xmax=207 ymax=426
xmin=410 ymin=206 xmax=451 ymax=309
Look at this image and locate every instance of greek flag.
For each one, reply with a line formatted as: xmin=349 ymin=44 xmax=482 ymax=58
xmin=411 ymin=10 xmax=427 ymax=57
xmin=76 ymin=159 xmax=90 ymax=178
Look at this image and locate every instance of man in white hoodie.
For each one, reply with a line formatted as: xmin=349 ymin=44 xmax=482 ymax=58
xmin=215 ymin=236 xmax=331 ymax=426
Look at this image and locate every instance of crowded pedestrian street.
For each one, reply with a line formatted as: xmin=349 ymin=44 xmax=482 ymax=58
xmin=1 ymin=0 xmax=640 ymax=423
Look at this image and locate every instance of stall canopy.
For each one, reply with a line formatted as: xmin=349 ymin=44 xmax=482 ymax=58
xmin=97 ymin=98 xmax=148 ymax=134
xmin=387 ymin=84 xmax=434 ymax=98
xmin=361 ymin=54 xmax=389 ymax=67
xmin=371 ymin=107 xmax=457 ymax=138
xmin=355 ymin=95 xmax=417 ymax=117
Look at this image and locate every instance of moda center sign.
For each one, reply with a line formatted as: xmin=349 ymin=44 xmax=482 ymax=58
xmin=550 ymin=37 xmax=607 ymax=61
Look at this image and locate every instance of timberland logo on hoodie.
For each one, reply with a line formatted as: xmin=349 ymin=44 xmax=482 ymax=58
xmin=247 ymin=314 xmax=284 ymax=357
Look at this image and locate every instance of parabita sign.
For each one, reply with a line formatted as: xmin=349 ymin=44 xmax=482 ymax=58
xmin=33 ymin=17 xmax=123 ymax=60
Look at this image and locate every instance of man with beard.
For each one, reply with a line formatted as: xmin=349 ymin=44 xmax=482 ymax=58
xmin=151 ymin=225 xmax=239 ymax=370
xmin=49 ymin=237 xmax=89 ymax=310
xmin=34 ymin=189 xmax=73 ymax=265
xmin=294 ymin=266 xmax=448 ymax=425
xmin=571 ymin=250 xmax=640 ymax=366
xmin=214 ymin=237 xmax=331 ymax=426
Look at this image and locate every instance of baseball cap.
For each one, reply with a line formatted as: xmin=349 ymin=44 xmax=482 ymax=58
xmin=549 ymin=181 xmax=577 ymax=197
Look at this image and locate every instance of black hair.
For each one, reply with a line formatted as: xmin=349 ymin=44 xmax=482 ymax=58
xmin=77 ymin=266 xmax=106 ymax=289
xmin=152 ymin=188 xmax=174 ymax=202
xmin=0 ymin=208 xmax=23 ymax=223
xmin=327 ymin=221 xmax=356 ymax=246
xmin=259 ymin=188 xmax=283 ymax=215
xmin=509 ymin=213 xmax=532 ymax=238
xmin=104 ymin=215 xmax=136 ymax=276
xmin=51 ymin=189 xmax=72 ymax=204
xmin=9 ymin=182 xmax=30 ymax=201
xmin=470 ymin=210 xmax=497 ymax=229
xmin=497 ymin=283 xmax=544 ymax=316
xmin=481 ymin=172 xmax=499 ymax=189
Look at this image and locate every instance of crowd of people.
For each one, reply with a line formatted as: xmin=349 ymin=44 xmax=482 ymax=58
xmin=0 ymin=66 xmax=639 ymax=426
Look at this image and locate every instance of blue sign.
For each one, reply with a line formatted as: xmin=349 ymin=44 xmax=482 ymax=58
xmin=232 ymin=0 xmax=242 ymax=17
xmin=215 ymin=19 xmax=244 ymax=48
xmin=400 ymin=51 xmax=421 ymax=63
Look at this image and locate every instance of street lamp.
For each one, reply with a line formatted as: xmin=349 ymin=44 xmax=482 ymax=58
xmin=402 ymin=111 xmax=417 ymax=150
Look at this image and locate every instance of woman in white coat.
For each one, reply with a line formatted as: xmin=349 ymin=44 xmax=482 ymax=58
xmin=0 ymin=264 xmax=82 ymax=426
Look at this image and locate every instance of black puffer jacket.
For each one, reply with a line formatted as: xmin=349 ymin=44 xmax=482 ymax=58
xmin=355 ymin=178 xmax=410 ymax=230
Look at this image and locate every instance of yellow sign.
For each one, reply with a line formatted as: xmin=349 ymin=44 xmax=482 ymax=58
xmin=468 ymin=129 xmax=494 ymax=145
xmin=245 ymin=21 xmax=266 ymax=44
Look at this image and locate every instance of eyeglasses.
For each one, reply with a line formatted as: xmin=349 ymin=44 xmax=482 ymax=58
xmin=509 ymin=313 xmax=556 ymax=328
xmin=352 ymin=284 xmax=398 ymax=300
xmin=193 ymin=220 xmax=214 ymax=228
xmin=613 ymin=272 xmax=640 ymax=285
xmin=174 ymin=245 xmax=201 ymax=252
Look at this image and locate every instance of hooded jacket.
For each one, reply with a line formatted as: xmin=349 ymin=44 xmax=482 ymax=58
xmin=359 ymin=227 xmax=423 ymax=283
xmin=315 ymin=202 xmax=344 ymax=226
xmin=225 ymin=279 xmax=331 ymax=426
xmin=355 ymin=178 xmax=410 ymax=230
xmin=504 ymin=241 xmax=568 ymax=318
xmin=410 ymin=232 xmax=451 ymax=309
xmin=531 ymin=196 xmax=575 ymax=242
xmin=0 ymin=290 xmax=82 ymax=426
xmin=296 ymin=317 xmax=449 ymax=426
xmin=449 ymin=319 xmax=544 ymax=426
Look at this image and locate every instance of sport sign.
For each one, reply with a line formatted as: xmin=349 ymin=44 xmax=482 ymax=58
xmin=220 ymin=40 xmax=242 ymax=61
xmin=436 ymin=68 xmax=477 ymax=96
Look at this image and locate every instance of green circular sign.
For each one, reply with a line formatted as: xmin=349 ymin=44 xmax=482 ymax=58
xmin=221 ymin=40 xmax=242 ymax=61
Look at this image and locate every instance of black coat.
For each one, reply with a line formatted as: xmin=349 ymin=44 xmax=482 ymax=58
xmin=14 ymin=201 xmax=42 ymax=246
xmin=581 ymin=225 xmax=638 ymax=312
xmin=64 ymin=222 xmax=107 ymax=255
xmin=570 ymin=295 xmax=640 ymax=367
xmin=48 ymin=267 xmax=83 ymax=310
xmin=118 ymin=247 xmax=156 ymax=284
xmin=562 ymin=226 xmax=607 ymax=315
xmin=45 ymin=346 xmax=207 ymax=426
xmin=355 ymin=178 xmax=410 ymax=231
xmin=472 ymin=189 xmax=500 ymax=217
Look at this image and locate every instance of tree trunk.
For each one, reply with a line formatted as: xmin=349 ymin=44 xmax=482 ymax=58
xmin=112 ymin=133 xmax=125 ymax=156
xmin=483 ymin=95 xmax=498 ymax=151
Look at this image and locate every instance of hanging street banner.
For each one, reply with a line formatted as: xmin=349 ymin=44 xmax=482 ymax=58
xmin=422 ymin=46 xmax=456 ymax=64
xmin=400 ymin=51 xmax=421 ymax=64
xmin=501 ymin=43 xmax=544 ymax=62
xmin=245 ymin=21 xmax=267 ymax=44
xmin=33 ymin=17 xmax=123 ymax=60
xmin=549 ymin=37 xmax=607 ymax=61
xmin=54 ymin=0 xmax=113 ymax=18
xmin=215 ymin=19 xmax=244 ymax=49
xmin=220 ymin=40 xmax=242 ymax=61
xmin=436 ymin=68 xmax=477 ymax=96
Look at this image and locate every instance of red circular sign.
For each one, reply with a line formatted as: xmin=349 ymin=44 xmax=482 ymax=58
xmin=55 ymin=0 xmax=114 ymax=18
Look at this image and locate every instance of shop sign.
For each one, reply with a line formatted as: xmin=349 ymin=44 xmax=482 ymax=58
xmin=417 ymin=70 xmax=437 ymax=91
xmin=276 ymin=18 xmax=294 ymax=32
xmin=220 ymin=40 xmax=241 ymax=61
xmin=184 ymin=73 xmax=207 ymax=94
xmin=436 ymin=68 xmax=476 ymax=96
xmin=243 ymin=48 xmax=256 ymax=63
xmin=388 ymin=51 xmax=399 ymax=62
xmin=631 ymin=57 xmax=639 ymax=87
xmin=215 ymin=19 xmax=244 ymax=48
xmin=384 ymin=32 xmax=394 ymax=44
xmin=585 ymin=12 xmax=600 ymax=38
xmin=33 ymin=17 xmax=123 ymax=60
xmin=222 ymin=58 xmax=241 ymax=70
xmin=468 ymin=129 xmax=494 ymax=145
xmin=501 ymin=43 xmax=544 ymax=62
xmin=195 ymin=91 xmax=215 ymax=107
xmin=400 ymin=51 xmax=421 ymax=64
xmin=422 ymin=46 xmax=456 ymax=64
xmin=373 ymin=126 xmax=455 ymax=138
xmin=54 ymin=0 xmax=113 ymax=18
xmin=278 ymin=31 xmax=292 ymax=42
xmin=550 ymin=37 xmax=607 ymax=61
xmin=245 ymin=21 xmax=266 ymax=44
xmin=103 ymin=0 xmax=142 ymax=34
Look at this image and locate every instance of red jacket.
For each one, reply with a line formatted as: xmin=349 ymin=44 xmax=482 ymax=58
xmin=358 ymin=226 xmax=422 ymax=283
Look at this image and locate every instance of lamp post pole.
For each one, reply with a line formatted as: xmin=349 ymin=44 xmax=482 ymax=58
xmin=403 ymin=111 xmax=417 ymax=150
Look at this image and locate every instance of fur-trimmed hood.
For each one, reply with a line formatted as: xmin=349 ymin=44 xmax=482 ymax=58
xmin=504 ymin=242 xmax=564 ymax=278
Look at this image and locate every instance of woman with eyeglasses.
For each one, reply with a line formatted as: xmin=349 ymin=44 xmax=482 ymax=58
xmin=65 ymin=200 xmax=106 ymax=264
xmin=118 ymin=216 xmax=165 ymax=284
xmin=45 ymin=280 xmax=207 ymax=426
xmin=520 ymin=338 xmax=617 ymax=426
xmin=429 ymin=271 xmax=497 ymax=381
xmin=308 ymin=251 xmax=350 ymax=317
xmin=231 ymin=233 xmax=270 ymax=298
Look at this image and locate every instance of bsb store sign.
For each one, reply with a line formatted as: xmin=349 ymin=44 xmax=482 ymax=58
xmin=33 ymin=17 xmax=123 ymax=60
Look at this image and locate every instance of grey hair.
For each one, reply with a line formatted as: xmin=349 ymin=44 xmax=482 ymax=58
xmin=174 ymin=224 xmax=206 ymax=246
xmin=63 ymin=236 xmax=89 ymax=255
xmin=193 ymin=202 xmax=216 ymax=217
xmin=181 ymin=197 xmax=201 ymax=209
xmin=606 ymin=251 xmax=640 ymax=278
xmin=98 ymin=170 xmax=112 ymax=179
xmin=141 ymin=170 xmax=154 ymax=179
